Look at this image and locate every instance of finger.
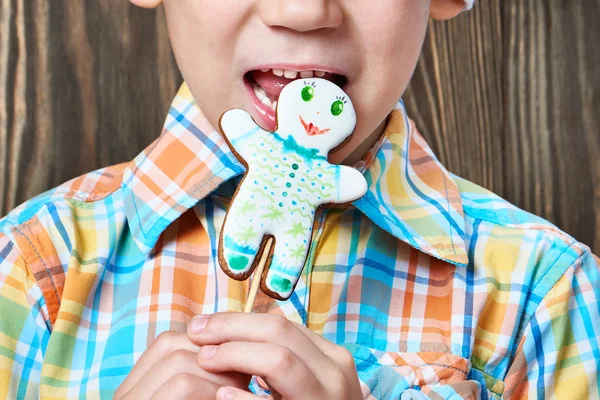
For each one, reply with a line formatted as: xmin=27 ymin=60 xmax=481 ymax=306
xmin=198 ymin=341 xmax=324 ymax=400
xmin=130 ymin=349 xmax=249 ymax=399
xmin=216 ymin=386 xmax=260 ymax=400
xmin=149 ymin=373 xmax=221 ymax=400
xmin=116 ymin=331 xmax=201 ymax=396
xmin=291 ymin=323 xmax=360 ymax=385
xmin=188 ymin=313 xmax=330 ymax=373
xmin=290 ymin=322 xmax=338 ymax=356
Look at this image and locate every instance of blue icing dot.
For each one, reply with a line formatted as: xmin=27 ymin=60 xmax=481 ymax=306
xmin=292 ymin=201 xmax=297 ymax=205
xmin=318 ymin=174 xmax=323 ymax=178
xmin=283 ymin=157 xmax=287 ymax=160
xmin=254 ymin=180 xmax=258 ymax=184
xmin=263 ymin=158 xmax=267 ymax=161
xmin=304 ymin=240 xmax=307 ymax=243
xmin=301 ymin=178 xmax=305 ymax=182
xmin=318 ymin=163 xmax=322 ymax=166
xmin=264 ymin=186 xmax=267 ymax=189
xmin=290 ymin=173 xmax=295 ymax=178
xmin=321 ymin=186 xmax=325 ymax=189
xmin=311 ymin=183 xmax=315 ymax=186
xmin=286 ymin=183 xmax=292 ymax=188
xmin=275 ymin=164 xmax=279 ymax=168
xmin=292 ymin=164 xmax=299 ymax=170
xmin=283 ymin=192 xmax=288 ymax=197
xmin=297 ymin=189 xmax=301 ymax=192
xmin=271 ymin=192 xmax=275 ymax=195
xmin=279 ymin=202 xmax=283 ymax=207
xmin=261 ymin=143 xmax=264 ymax=146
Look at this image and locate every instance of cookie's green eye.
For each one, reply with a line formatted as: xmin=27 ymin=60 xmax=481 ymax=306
xmin=301 ymin=86 xmax=314 ymax=102
xmin=331 ymin=99 xmax=344 ymax=116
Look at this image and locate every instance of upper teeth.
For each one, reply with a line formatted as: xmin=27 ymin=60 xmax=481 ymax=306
xmin=264 ymin=68 xmax=327 ymax=79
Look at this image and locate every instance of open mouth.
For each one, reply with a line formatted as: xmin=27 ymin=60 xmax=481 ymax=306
xmin=243 ymin=68 xmax=347 ymax=131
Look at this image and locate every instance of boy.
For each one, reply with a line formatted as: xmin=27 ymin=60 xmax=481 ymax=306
xmin=1 ymin=0 xmax=598 ymax=399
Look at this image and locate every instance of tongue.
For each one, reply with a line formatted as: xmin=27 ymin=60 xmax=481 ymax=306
xmin=251 ymin=70 xmax=339 ymax=102
xmin=252 ymin=71 xmax=292 ymax=101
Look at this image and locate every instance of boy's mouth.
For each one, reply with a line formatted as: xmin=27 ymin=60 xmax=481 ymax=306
xmin=243 ymin=68 xmax=347 ymax=131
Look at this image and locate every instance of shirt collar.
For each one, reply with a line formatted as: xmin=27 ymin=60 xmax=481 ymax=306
xmin=122 ymin=82 xmax=468 ymax=266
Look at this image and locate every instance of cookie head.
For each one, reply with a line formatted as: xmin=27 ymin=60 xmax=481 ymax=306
xmin=276 ymin=78 xmax=356 ymax=155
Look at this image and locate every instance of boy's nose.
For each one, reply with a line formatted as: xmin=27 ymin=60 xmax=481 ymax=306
xmin=259 ymin=0 xmax=342 ymax=32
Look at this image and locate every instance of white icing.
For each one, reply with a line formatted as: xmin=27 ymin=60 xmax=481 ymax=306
xmin=219 ymin=78 xmax=368 ymax=299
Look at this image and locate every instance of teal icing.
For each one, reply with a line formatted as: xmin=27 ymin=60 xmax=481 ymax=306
xmin=231 ymin=126 xmax=261 ymax=146
xmin=271 ymin=132 xmax=327 ymax=162
xmin=224 ymin=235 xmax=257 ymax=255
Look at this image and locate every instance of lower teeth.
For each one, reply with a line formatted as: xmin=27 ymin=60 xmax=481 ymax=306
xmin=252 ymin=83 xmax=277 ymax=111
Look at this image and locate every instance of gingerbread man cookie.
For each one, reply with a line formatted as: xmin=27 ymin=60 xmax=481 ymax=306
xmin=218 ymin=78 xmax=368 ymax=300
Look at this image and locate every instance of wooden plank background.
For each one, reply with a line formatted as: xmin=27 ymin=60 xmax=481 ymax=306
xmin=1 ymin=1 xmax=598 ymax=253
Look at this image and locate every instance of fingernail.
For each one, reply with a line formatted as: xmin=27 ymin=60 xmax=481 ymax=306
xmin=218 ymin=387 xmax=236 ymax=400
xmin=200 ymin=345 xmax=218 ymax=359
xmin=189 ymin=315 xmax=209 ymax=334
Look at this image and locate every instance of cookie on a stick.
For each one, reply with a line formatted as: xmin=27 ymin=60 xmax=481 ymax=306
xmin=218 ymin=78 xmax=367 ymax=307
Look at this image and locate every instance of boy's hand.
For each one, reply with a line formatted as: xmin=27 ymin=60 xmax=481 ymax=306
xmin=187 ymin=313 xmax=363 ymax=400
xmin=113 ymin=331 xmax=250 ymax=400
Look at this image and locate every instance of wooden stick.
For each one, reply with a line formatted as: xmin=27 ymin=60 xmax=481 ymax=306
xmin=244 ymin=237 xmax=274 ymax=313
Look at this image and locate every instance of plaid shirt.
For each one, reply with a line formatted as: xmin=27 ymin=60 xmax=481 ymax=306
xmin=1 ymin=82 xmax=598 ymax=400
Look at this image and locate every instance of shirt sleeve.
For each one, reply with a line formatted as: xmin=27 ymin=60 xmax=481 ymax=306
xmin=0 ymin=231 xmax=50 ymax=399
xmin=503 ymin=250 xmax=600 ymax=399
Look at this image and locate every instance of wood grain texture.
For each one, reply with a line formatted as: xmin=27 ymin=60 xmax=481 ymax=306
xmin=0 ymin=1 xmax=181 ymax=212
xmin=404 ymin=0 xmax=600 ymax=253
xmin=1 ymin=1 xmax=598 ymax=253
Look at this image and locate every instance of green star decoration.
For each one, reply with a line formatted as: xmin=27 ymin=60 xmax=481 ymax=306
xmin=290 ymin=244 xmax=306 ymax=263
xmin=238 ymin=199 xmax=257 ymax=216
xmin=235 ymin=226 xmax=258 ymax=244
xmin=261 ymin=205 xmax=285 ymax=221
xmin=286 ymin=222 xmax=305 ymax=239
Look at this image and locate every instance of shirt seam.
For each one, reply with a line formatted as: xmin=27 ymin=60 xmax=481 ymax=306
xmin=463 ymin=209 xmax=588 ymax=257
xmin=13 ymin=222 xmax=62 ymax=311
xmin=501 ymin=246 xmax=590 ymax=383
xmin=353 ymin=352 xmax=469 ymax=376
xmin=1 ymin=179 xmax=122 ymax=232
xmin=441 ymin=172 xmax=457 ymax=254
xmin=1 ymin=227 xmax=53 ymax=330
xmin=461 ymin=204 xmax=579 ymax=242
xmin=529 ymin=240 xmax=582 ymax=297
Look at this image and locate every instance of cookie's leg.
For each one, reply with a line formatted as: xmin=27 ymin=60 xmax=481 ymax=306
xmin=262 ymin=231 xmax=311 ymax=300
xmin=219 ymin=200 xmax=266 ymax=279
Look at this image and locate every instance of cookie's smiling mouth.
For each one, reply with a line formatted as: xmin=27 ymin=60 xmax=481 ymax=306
xmin=299 ymin=115 xmax=330 ymax=136
xmin=243 ymin=68 xmax=347 ymax=131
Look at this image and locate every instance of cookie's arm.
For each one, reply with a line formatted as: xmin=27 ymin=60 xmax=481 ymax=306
xmin=328 ymin=165 xmax=368 ymax=204
xmin=219 ymin=109 xmax=266 ymax=159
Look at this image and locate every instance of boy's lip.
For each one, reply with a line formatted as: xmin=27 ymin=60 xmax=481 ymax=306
xmin=242 ymin=63 xmax=350 ymax=131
